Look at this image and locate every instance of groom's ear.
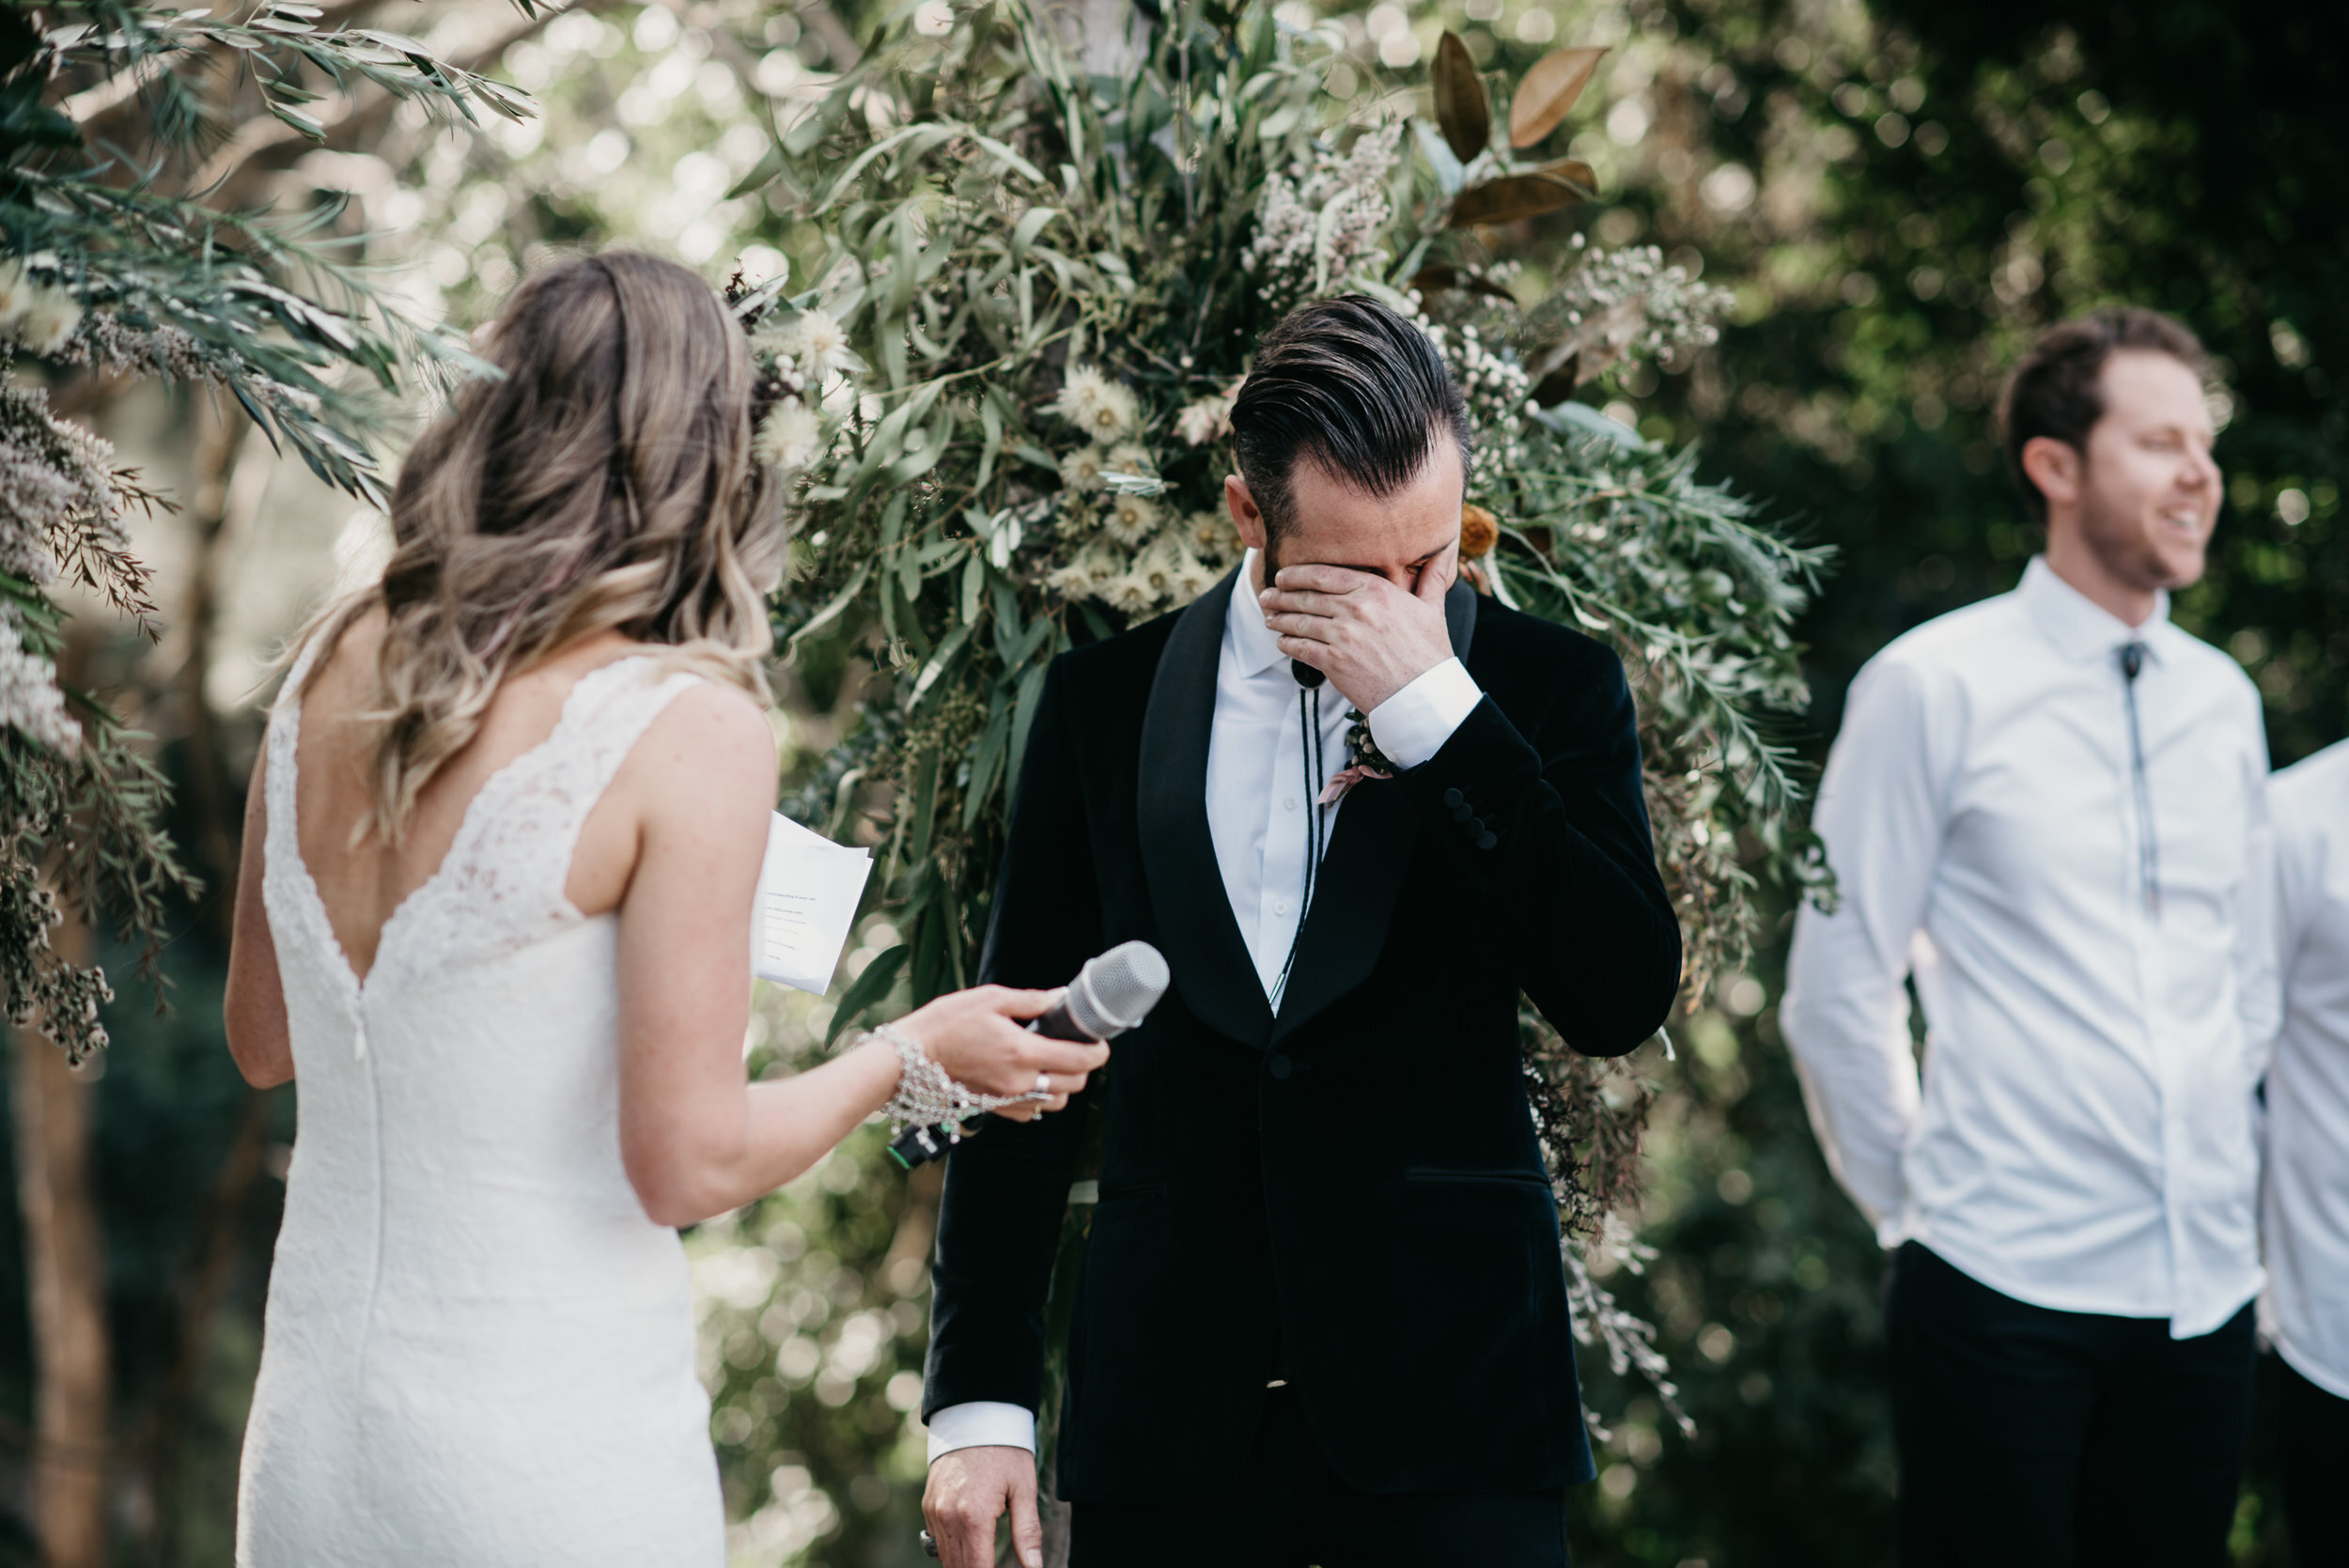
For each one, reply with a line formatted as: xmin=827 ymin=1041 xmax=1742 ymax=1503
xmin=1224 ymin=474 xmax=1268 ymax=554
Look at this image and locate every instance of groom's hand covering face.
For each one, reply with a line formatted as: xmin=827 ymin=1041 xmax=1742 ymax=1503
xmin=1232 ymin=438 xmax=1466 ymax=713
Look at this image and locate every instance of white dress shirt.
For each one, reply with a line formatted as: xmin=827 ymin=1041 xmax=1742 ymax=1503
xmin=1782 ymin=556 xmax=2277 ymax=1340
xmin=928 ymin=552 xmax=1484 ymax=1461
xmin=2263 ymin=739 xmax=2349 ymax=1396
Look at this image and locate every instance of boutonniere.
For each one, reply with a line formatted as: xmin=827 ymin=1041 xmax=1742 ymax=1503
xmin=1318 ymin=710 xmax=1400 ymax=804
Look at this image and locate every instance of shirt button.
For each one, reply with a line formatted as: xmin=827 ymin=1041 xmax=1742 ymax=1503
xmin=1283 ymin=797 xmax=1299 ymax=811
xmin=1273 ymin=898 xmax=1290 ymax=917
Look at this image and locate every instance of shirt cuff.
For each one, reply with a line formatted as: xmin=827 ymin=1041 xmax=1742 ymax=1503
xmin=1367 ymin=657 xmax=1483 ymax=770
xmin=925 ymin=1401 xmax=1035 ymax=1465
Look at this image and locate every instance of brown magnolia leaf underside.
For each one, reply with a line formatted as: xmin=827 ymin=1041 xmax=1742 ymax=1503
xmin=1445 ymin=159 xmax=1597 ymax=228
xmin=1510 ymin=46 xmax=1610 ymax=147
xmin=1408 ymin=265 xmax=1520 ymax=303
xmin=1432 ymin=32 xmax=1490 ymax=164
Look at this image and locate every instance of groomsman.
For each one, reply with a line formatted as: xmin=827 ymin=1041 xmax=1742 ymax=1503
xmin=1782 ymin=308 xmax=2278 ymax=1567
xmin=2263 ymin=737 xmax=2349 ymax=1564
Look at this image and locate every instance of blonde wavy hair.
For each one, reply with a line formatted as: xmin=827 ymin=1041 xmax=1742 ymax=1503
xmin=292 ymin=250 xmax=784 ymax=846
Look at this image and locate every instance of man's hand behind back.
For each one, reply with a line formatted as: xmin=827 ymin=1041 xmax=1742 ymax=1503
xmin=924 ymin=1445 xmax=1042 ymax=1568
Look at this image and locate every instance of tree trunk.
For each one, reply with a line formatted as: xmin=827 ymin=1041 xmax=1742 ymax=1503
xmin=12 ymin=897 xmax=111 ymax=1568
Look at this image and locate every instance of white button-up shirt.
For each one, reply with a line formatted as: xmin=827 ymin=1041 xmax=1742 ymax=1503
xmin=1782 ymin=556 xmax=2277 ymax=1339
xmin=2263 ymin=738 xmax=2349 ymax=1394
xmin=929 ymin=552 xmax=1483 ymax=1460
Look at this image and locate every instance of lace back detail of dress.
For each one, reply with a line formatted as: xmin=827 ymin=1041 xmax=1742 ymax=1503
xmin=366 ymin=658 xmax=697 ymax=996
xmin=260 ymin=649 xmax=700 ymax=1007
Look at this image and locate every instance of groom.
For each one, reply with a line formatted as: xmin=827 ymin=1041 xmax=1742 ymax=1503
xmin=920 ymin=296 xmax=1680 ymax=1568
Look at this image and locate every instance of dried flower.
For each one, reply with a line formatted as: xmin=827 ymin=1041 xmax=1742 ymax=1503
xmin=1050 ymin=364 xmax=1112 ymax=427
xmin=754 ymin=396 xmax=826 ymax=474
xmin=1101 ymin=491 xmax=1160 ymax=547
xmin=1459 ymin=503 xmax=1499 ymax=559
xmin=1102 ymin=569 xmax=1159 ymax=614
xmin=16 ymin=291 xmax=83 ymax=356
xmin=1057 ymin=445 xmax=1107 ymax=495
xmin=1101 ymin=442 xmax=1156 ymax=482
xmin=912 ymin=0 xmax=956 ymax=35
xmin=1174 ymin=393 xmax=1234 ymax=446
xmin=756 ymin=309 xmax=859 ymax=380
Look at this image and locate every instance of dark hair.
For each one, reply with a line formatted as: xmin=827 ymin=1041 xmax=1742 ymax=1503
xmin=1998 ymin=306 xmax=2207 ymax=523
xmin=1229 ymin=295 xmax=1471 ymax=540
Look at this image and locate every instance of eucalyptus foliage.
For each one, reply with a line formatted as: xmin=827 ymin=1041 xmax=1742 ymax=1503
xmin=1 ymin=0 xmax=534 ymax=1059
xmin=742 ymin=0 xmax=1824 ymax=1419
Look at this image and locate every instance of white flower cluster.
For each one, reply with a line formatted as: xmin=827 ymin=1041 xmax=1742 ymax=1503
xmin=1421 ymin=319 xmax=1532 ymax=476
xmin=1545 ymin=238 xmax=1735 ymax=378
xmin=1240 ymin=122 xmax=1404 ymax=311
xmin=1042 ymin=363 xmax=1227 ymax=613
xmin=56 ymin=313 xmax=214 ymax=382
xmin=1 ymin=383 xmax=126 ymax=753
xmin=0 ymin=608 xmax=77 ymax=753
xmin=0 ymin=259 xmax=84 ymax=357
xmin=749 ymin=308 xmax=860 ymax=478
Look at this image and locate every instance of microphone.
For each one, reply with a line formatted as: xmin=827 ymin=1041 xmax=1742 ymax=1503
xmin=886 ymin=940 xmax=1170 ymax=1169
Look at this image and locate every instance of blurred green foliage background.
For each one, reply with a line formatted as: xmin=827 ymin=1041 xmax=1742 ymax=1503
xmin=3 ymin=0 xmax=2341 ymax=1562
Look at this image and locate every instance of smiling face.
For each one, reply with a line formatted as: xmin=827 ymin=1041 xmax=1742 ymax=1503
xmin=1225 ymin=437 xmax=1465 ymax=597
xmin=2033 ymin=349 xmax=2222 ymax=600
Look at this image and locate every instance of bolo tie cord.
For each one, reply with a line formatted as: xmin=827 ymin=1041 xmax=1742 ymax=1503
xmin=1269 ymin=682 xmax=1326 ymax=1010
xmin=2119 ymin=642 xmax=2160 ymax=918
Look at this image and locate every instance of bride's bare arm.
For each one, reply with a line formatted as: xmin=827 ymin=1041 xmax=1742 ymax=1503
xmin=612 ymin=686 xmax=1105 ymax=1228
xmin=225 ymin=750 xmax=296 ymax=1089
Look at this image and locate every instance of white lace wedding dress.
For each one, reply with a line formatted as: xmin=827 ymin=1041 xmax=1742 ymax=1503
xmin=236 ymin=652 xmax=725 ymax=1566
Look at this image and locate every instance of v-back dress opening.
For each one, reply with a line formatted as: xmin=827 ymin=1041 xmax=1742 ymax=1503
xmin=236 ymin=650 xmax=725 ymax=1567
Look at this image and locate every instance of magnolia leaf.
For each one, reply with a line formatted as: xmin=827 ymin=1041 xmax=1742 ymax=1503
xmin=1408 ymin=265 xmax=1519 ymax=304
xmin=1509 ymin=46 xmax=1609 ymax=147
xmin=1530 ymin=349 xmax=1579 ymax=406
xmin=1431 ymin=33 xmax=1489 ymax=165
xmin=1445 ymin=161 xmax=1595 ymax=228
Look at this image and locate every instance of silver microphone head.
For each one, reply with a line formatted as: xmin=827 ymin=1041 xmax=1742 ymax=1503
xmin=1065 ymin=940 xmax=1171 ymax=1040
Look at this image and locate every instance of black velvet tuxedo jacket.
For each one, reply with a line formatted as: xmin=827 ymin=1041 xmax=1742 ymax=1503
xmin=923 ymin=567 xmax=1680 ymax=1502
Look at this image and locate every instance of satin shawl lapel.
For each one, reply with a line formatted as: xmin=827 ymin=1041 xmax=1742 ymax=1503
xmin=1269 ymin=577 xmax=1482 ymax=1045
xmin=1136 ymin=569 xmax=1276 ymax=1049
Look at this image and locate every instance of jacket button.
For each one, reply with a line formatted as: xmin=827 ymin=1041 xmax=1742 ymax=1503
xmin=1442 ymin=787 xmax=1464 ymax=809
xmin=1476 ymin=831 xmax=1499 ymax=851
xmin=1451 ymin=800 xmax=1475 ymax=823
xmin=1268 ymin=1054 xmax=1293 ymax=1080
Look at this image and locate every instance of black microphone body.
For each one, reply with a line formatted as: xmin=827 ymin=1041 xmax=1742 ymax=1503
xmin=886 ymin=940 xmax=1169 ymax=1169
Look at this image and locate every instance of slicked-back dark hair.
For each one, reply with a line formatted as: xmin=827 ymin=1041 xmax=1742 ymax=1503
xmin=1999 ymin=306 xmax=2207 ymax=523
xmin=1230 ymin=295 xmax=1471 ymax=544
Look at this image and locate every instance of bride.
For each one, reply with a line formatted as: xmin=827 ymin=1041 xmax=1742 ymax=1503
xmin=220 ymin=251 xmax=1101 ymax=1565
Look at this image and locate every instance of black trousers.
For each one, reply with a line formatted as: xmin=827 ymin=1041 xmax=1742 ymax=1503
xmin=1067 ymin=1385 xmax=1571 ymax=1568
xmin=1886 ymin=1242 xmax=2257 ymax=1568
xmin=2272 ymin=1352 xmax=2349 ymax=1565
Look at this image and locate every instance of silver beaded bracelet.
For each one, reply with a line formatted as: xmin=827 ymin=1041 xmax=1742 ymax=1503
xmin=871 ymin=1022 xmax=1050 ymax=1144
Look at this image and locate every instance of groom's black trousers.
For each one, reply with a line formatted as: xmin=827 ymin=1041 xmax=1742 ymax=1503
xmin=1887 ymin=1242 xmax=2256 ymax=1568
xmin=1067 ymin=1385 xmax=1570 ymax=1568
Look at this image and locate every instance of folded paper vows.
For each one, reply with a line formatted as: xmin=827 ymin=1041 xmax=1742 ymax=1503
xmin=751 ymin=813 xmax=875 ymax=995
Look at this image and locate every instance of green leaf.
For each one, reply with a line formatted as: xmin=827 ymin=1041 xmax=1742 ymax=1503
xmin=827 ymin=944 xmax=909 ymax=1046
xmin=963 ymin=700 xmax=1011 ymax=830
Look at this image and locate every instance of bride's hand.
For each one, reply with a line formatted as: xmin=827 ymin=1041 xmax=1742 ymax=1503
xmin=890 ymin=986 xmax=1110 ymax=1121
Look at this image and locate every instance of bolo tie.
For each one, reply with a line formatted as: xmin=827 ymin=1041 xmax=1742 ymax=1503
xmin=1268 ymin=660 xmax=1330 ymax=1010
xmin=2119 ymin=642 xmax=2161 ymax=918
